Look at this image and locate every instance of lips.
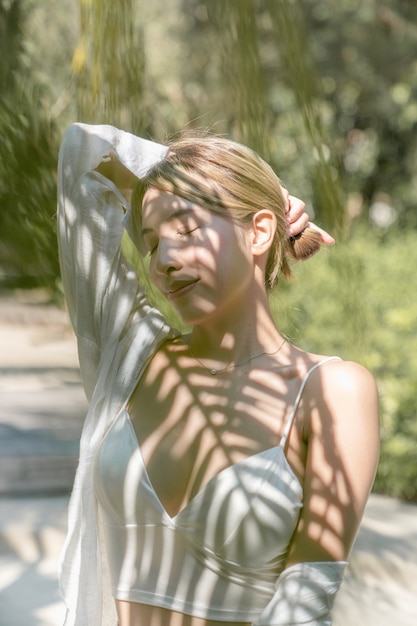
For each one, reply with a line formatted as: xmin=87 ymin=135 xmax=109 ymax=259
xmin=165 ymin=279 xmax=199 ymax=299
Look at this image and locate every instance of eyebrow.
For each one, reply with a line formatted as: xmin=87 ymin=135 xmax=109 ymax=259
xmin=141 ymin=208 xmax=196 ymax=237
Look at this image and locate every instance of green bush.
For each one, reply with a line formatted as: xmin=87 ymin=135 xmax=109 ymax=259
xmin=0 ymin=99 xmax=59 ymax=288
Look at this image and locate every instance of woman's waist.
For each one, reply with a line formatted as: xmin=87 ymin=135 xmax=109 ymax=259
xmin=115 ymin=598 xmax=253 ymax=626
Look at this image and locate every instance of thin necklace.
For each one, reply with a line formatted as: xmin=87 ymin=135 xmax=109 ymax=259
xmin=189 ymin=338 xmax=287 ymax=376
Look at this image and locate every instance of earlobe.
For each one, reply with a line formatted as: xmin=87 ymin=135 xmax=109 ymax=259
xmin=251 ymin=210 xmax=276 ymax=257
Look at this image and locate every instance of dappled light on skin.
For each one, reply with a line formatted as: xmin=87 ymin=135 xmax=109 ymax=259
xmin=141 ymin=189 xmax=254 ymax=329
xmin=94 ymin=336 xmax=364 ymax=626
xmin=285 ymin=360 xmax=379 ymax=567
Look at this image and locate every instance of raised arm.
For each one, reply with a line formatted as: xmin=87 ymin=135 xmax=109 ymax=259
xmin=57 ymin=123 xmax=167 ymax=399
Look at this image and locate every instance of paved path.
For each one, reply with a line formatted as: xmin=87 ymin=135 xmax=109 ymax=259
xmin=0 ymin=292 xmax=86 ymax=497
xmin=0 ymin=291 xmax=83 ymax=624
xmin=0 ymin=291 xmax=416 ymax=625
xmin=0 ymin=496 xmax=68 ymax=626
xmin=0 ymin=374 xmax=86 ymax=496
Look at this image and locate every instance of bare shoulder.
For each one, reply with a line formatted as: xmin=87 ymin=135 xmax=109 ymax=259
xmin=301 ymin=356 xmax=380 ymax=435
xmin=317 ymin=358 xmax=378 ymax=397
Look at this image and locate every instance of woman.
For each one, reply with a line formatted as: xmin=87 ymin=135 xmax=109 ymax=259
xmin=57 ymin=123 xmax=379 ymax=626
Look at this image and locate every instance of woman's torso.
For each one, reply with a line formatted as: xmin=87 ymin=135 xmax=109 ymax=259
xmin=95 ymin=338 xmax=328 ymax=626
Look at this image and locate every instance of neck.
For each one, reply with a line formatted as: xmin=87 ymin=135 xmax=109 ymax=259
xmin=188 ymin=289 xmax=283 ymax=364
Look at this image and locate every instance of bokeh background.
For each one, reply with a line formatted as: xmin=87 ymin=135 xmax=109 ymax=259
xmin=0 ymin=1 xmax=417 ymax=624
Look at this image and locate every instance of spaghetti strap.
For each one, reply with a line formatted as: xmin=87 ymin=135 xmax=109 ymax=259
xmin=279 ymin=356 xmax=341 ymax=448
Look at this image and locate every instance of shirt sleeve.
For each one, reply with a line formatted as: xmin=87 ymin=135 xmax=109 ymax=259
xmin=252 ymin=561 xmax=347 ymax=625
xmin=57 ymin=123 xmax=168 ymax=400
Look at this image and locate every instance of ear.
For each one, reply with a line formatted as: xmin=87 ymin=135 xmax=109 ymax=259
xmin=250 ymin=209 xmax=276 ymax=257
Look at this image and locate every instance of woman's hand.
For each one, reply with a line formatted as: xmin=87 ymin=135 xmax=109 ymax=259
xmin=95 ymin=150 xmax=139 ymax=190
xmin=284 ymin=191 xmax=335 ymax=245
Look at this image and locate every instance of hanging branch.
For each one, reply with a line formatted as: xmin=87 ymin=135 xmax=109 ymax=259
xmin=266 ymin=0 xmax=345 ymax=234
xmin=71 ymin=0 xmax=146 ymax=132
xmin=204 ymin=0 xmax=270 ymax=156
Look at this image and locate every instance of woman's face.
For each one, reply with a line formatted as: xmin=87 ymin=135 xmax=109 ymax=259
xmin=141 ymin=188 xmax=255 ymax=326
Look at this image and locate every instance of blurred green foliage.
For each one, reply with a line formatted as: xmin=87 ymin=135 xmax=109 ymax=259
xmin=0 ymin=0 xmax=60 ymax=288
xmin=0 ymin=0 xmax=416 ymax=500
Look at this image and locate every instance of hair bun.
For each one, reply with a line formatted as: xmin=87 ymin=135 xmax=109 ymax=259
xmin=287 ymin=227 xmax=322 ymax=261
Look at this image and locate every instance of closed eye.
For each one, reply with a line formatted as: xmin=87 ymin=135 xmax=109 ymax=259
xmin=178 ymin=226 xmax=199 ymax=238
xmin=145 ymin=222 xmax=200 ymax=255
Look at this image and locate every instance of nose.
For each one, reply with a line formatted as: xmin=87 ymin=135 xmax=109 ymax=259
xmin=154 ymin=238 xmax=182 ymax=275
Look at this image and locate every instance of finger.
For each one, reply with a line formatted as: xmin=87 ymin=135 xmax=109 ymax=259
xmin=308 ymin=221 xmax=335 ymax=245
xmin=286 ymin=195 xmax=309 ymax=232
xmin=286 ymin=194 xmax=305 ymax=216
xmin=280 ymin=185 xmax=290 ymax=213
xmin=287 ymin=213 xmax=309 ymax=237
xmin=285 ymin=194 xmax=335 ymax=244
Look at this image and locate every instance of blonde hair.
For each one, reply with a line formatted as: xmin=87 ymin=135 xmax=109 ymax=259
xmin=132 ymin=133 xmax=321 ymax=290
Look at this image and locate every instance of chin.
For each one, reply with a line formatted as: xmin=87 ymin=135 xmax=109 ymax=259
xmin=174 ymin=305 xmax=218 ymax=328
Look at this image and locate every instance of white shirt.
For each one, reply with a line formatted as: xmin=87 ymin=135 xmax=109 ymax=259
xmin=57 ymin=122 xmax=174 ymax=626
